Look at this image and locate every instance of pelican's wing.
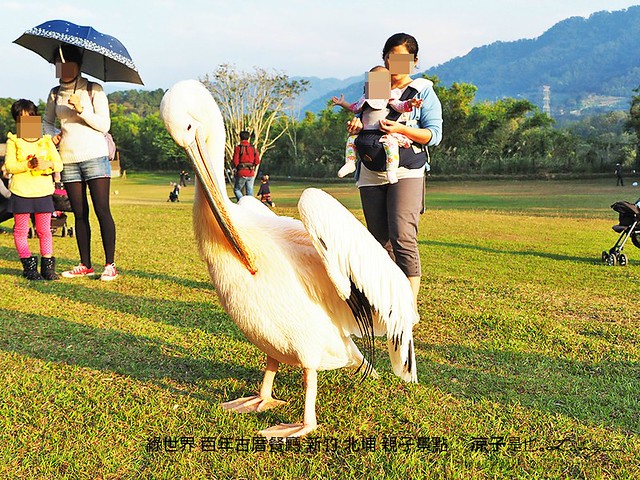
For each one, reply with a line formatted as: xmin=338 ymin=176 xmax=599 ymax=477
xmin=298 ymin=188 xmax=417 ymax=382
xmin=237 ymin=195 xmax=277 ymax=217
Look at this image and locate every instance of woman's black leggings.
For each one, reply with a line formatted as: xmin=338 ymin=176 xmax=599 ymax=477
xmin=65 ymin=177 xmax=116 ymax=268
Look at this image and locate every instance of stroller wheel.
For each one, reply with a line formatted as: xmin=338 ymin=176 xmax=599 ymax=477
xmin=601 ymin=250 xmax=609 ymax=263
xmin=61 ymin=226 xmax=67 ymax=237
xmin=618 ymin=253 xmax=628 ymax=266
xmin=607 ymin=253 xmax=617 ymax=267
xmin=68 ymin=227 xmax=74 ymax=237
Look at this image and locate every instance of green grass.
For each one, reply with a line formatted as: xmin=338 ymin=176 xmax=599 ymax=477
xmin=0 ymin=174 xmax=638 ymax=479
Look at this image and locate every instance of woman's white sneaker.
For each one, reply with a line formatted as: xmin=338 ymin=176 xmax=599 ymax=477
xmin=62 ymin=263 xmax=95 ymax=278
xmin=100 ymin=263 xmax=118 ymax=281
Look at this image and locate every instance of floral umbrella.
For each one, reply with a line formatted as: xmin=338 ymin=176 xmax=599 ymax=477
xmin=14 ymin=19 xmax=143 ymax=85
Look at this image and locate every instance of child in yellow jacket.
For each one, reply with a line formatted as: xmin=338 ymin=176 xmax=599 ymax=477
xmin=4 ymin=99 xmax=63 ymax=280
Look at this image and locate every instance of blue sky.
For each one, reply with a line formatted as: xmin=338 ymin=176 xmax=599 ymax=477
xmin=1 ymin=0 xmax=639 ymax=101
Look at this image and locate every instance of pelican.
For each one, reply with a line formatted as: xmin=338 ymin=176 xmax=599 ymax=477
xmin=160 ymin=80 xmax=418 ymax=437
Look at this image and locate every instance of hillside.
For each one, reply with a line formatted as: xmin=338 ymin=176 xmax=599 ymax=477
xmin=292 ymin=74 xmax=362 ymax=114
xmin=429 ymin=6 xmax=640 ymax=115
xmin=302 ymin=6 xmax=640 ymax=117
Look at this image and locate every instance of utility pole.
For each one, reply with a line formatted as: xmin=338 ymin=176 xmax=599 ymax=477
xmin=542 ymin=85 xmax=551 ymax=116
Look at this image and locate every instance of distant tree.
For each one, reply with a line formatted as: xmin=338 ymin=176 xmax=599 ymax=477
xmin=626 ymin=86 xmax=640 ymax=170
xmin=297 ymin=103 xmax=352 ymax=176
xmin=107 ymin=89 xmax=166 ymax=116
xmin=465 ymin=98 xmax=538 ymax=173
xmin=0 ymin=98 xmax=16 ymax=143
xmin=569 ymin=110 xmax=633 ymax=172
xmin=109 ymin=104 xmax=184 ymax=171
xmin=201 ymin=64 xmax=308 ymax=177
xmin=431 ymin=76 xmax=477 ymax=153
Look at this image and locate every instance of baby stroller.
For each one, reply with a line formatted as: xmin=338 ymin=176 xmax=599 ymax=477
xmin=602 ymin=199 xmax=640 ymax=266
xmin=27 ymin=183 xmax=74 ymax=238
xmin=0 ymin=166 xmax=11 ymax=227
xmin=0 ymin=192 xmax=11 ymax=228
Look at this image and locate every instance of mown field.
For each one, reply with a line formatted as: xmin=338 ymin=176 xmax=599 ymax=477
xmin=0 ymin=174 xmax=638 ymax=479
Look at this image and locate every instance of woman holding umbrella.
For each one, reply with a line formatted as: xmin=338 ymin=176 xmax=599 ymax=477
xmin=43 ymin=44 xmax=117 ymax=281
xmin=15 ymin=20 xmax=143 ymax=280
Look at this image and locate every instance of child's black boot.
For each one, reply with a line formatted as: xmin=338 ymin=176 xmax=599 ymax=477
xmin=41 ymin=256 xmax=60 ymax=281
xmin=21 ymin=256 xmax=44 ymax=281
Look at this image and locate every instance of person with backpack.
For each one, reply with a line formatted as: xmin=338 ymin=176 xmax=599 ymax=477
xmin=43 ymin=44 xmax=118 ymax=281
xmin=345 ymin=33 xmax=443 ymax=308
xmin=232 ymin=130 xmax=260 ymax=201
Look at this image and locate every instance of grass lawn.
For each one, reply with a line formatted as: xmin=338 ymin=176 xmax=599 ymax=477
xmin=0 ymin=173 xmax=638 ymax=479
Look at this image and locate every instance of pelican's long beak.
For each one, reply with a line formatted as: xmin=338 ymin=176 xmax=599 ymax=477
xmin=184 ymin=128 xmax=257 ymax=275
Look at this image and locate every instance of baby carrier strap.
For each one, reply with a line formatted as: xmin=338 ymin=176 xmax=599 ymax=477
xmin=386 ymin=78 xmax=432 ymax=121
xmin=386 ymin=85 xmax=419 ymax=122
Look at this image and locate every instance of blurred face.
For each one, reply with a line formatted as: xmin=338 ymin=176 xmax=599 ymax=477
xmin=17 ymin=114 xmax=42 ymax=139
xmin=384 ymin=45 xmax=417 ymax=76
xmin=365 ymin=69 xmax=391 ymax=99
xmin=55 ymin=61 xmax=80 ymax=82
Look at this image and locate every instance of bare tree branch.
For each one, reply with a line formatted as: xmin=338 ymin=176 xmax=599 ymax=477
xmin=201 ymin=65 xmax=308 ymax=177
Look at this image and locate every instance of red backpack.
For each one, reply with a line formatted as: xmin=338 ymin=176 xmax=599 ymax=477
xmin=237 ymin=144 xmax=257 ymax=170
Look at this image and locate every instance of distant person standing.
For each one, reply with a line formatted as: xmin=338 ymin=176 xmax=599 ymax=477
xmin=232 ymin=131 xmax=260 ymax=200
xmin=615 ymin=163 xmax=624 ymax=186
xmin=179 ymin=169 xmax=190 ymax=186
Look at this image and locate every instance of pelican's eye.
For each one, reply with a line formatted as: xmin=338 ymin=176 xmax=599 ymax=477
xmin=187 ymin=124 xmax=192 ymax=131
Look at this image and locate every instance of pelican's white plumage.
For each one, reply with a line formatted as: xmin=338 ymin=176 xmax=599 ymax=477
xmin=160 ymin=80 xmax=418 ymax=437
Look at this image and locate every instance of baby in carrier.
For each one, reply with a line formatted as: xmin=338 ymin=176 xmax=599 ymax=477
xmin=332 ymin=65 xmax=422 ymax=184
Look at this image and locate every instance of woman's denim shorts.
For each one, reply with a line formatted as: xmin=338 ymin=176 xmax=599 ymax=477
xmin=61 ymin=156 xmax=111 ymax=183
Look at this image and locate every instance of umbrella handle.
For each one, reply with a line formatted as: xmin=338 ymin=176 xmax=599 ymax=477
xmin=73 ymin=47 xmax=86 ymax=92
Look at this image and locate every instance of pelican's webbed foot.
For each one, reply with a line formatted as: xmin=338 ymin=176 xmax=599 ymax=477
xmin=221 ymin=395 xmax=286 ymax=413
xmin=259 ymin=422 xmax=318 ymax=438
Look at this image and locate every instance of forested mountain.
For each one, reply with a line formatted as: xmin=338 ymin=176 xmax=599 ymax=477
xmin=291 ymin=74 xmax=362 ymax=114
xmin=430 ymin=6 xmax=640 ymax=114
xmin=302 ymin=6 xmax=640 ymax=117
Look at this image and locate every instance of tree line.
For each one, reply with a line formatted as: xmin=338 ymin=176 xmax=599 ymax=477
xmin=1 ymin=68 xmax=639 ymax=178
xmin=262 ymin=74 xmax=639 ymax=178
